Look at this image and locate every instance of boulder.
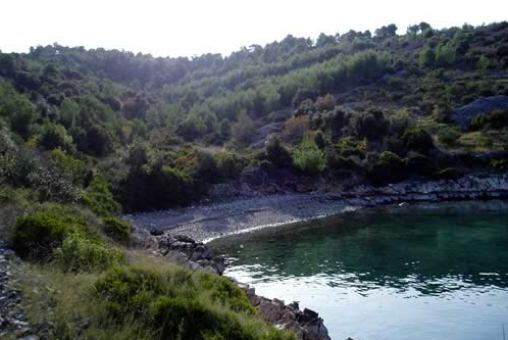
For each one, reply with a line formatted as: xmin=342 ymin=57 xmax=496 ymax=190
xmin=451 ymin=95 xmax=508 ymax=129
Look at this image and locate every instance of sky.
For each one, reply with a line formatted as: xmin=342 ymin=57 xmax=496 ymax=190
xmin=1 ymin=0 xmax=507 ymax=58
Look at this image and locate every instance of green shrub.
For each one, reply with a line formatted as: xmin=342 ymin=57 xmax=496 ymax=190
xmin=292 ymin=135 xmax=327 ymax=173
xmin=389 ymin=109 xmax=414 ymax=135
xmin=215 ymin=151 xmax=244 ymax=178
xmin=313 ymin=130 xmax=327 ymax=149
xmin=195 ymin=151 xmax=220 ymax=183
xmin=282 ymin=115 xmax=309 ymax=143
xmin=265 ymin=136 xmax=292 ymax=167
xmin=81 ymin=176 xmax=121 ymax=216
xmin=335 ymin=137 xmax=366 ymax=158
xmin=402 ymin=127 xmax=434 ymax=153
xmin=350 ymin=109 xmax=388 ymax=141
xmin=326 ymin=151 xmax=361 ymax=173
xmin=39 ymin=123 xmax=74 ymax=151
xmin=102 ymin=216 xmax=132 ymax=243
xmin=13 ymin=205 xmax=123 ymax=271
xmin=405 ymin=152 xmax=436 ymax=176
xmin=0 ymin=128 xmax=41 ymax=187
xmin=0 ymin=81 xmax=37 ymax=137
xmin=435 ymin=44 xmax=456 ymax=67
xmin=470 ymin=114 xmax=489 ymax=130
xmin=231 ymin=111 xmax=255 ymax=145
xmin=470 ymin=110 xmax=508 ymax=131
xmin=13 ymin=208 xmax=78 ymax=260
xmin=49 ymin=148 xmax=88 ymax=184
xmin=94 ymin=265 xmax=294 ymax=340
xmin=118 ymin=163 xmax=200 ymax=212
xmin=368 ymin=151 xmax=406 ymax=184
xmin=437 ymin=127 xmax=461 ymax=145
xmin=432 ymin=104 xmax=453 ymax=123
xmin=54 ymin=233 xmax=124 ymax=272
xmin=418 ymin=46 xmax=435 ymax=68
xmin=198 ymin=273 xmax=255 ymax=314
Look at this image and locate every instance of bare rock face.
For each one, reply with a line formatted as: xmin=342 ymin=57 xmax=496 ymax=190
xmin=244 ymin=286 xmax=331 ymax=340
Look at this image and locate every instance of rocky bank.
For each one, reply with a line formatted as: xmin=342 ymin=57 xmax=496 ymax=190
xmin=133 ymin=229 xmax=331 ymax=340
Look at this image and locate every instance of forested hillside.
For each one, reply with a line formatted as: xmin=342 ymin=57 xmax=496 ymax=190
xmin=1 ymin=22 xmax=508 ymax=213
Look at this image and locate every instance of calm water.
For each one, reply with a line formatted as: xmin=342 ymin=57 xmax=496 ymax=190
xmin=211 ymin=201 xmax=508 ymax=340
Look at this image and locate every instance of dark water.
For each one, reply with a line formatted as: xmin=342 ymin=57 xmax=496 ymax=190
xmin=211 ymin=201 xmax=508 ymax=340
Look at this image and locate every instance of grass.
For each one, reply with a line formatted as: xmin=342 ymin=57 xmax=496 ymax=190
xmin=19 ymin=264 xmax=153 ymax=340
xmin=18 ymin=252 xmax=295 ymax=340
xmin=4 ymin=190 xmax=294 ymax=339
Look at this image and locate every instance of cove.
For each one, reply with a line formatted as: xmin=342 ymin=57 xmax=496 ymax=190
xmin=210 ymin=201 xmax=508 ymax=340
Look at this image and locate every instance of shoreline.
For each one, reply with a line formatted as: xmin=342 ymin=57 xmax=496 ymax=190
xmin=129 ymin=172 xmax=508 ymax=340
xmin=126 ymin=172 xmax=508 ymax=243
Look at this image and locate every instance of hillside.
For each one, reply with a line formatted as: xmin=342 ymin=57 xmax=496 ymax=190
xmin=0 ymin=21 xmax=508 ymax=339
xmin=1 ymin=21 xmax=508 ymax=213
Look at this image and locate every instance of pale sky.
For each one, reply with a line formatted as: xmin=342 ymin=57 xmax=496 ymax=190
xmin=1 ymin=0 xmax=507 ymax=58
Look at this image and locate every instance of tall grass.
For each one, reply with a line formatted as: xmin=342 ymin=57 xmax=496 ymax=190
xmin=19 ymin=253 xmax=296 ymax=340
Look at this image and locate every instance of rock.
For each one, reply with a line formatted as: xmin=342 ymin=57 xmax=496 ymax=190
xmin=0 ymin=242 xmax=35 ymax=339
xmin=149 ymin=228 xmax=163 ymax=236
xmin=245 ymin=288 xmax=331 ymax=340
xmin=174 ymin=234 xmax=196 ymax=244
xmin=149 ymin=231 xmax=226 ymax=276
xmin=302 ymin=308 xmax=319 ymax=322
xmin=20 ymin=336 xmax=40 ymax=340
xmin=451 ymin=95 xmax=508 ymax=130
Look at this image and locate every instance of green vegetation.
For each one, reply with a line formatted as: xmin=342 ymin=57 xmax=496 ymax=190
xmin=0 ymin=21 xmax=506 ymax=207
xmin=437 ymin=127 xmax=462 ymax=146
xmin=102 ymin=216 xmax=133 ymax=243
xmin=12 ymin=205 xmax=123 ymax=271
xmin=292 ymin=135 xmax=327 ymax=173
xmin=93 ymin=265 xmax=291 ymax=340
xmin=368 ymin=151 xmax=406 ymax=184
xmin=82 ymin=175 xmax=122 ymax=216
xmin=9 ymin=203 xmax=293 ymax=339
xmin=20 ymin=257 xmax=294 ymax=340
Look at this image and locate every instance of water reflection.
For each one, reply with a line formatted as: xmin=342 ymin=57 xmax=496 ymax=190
xmin=211 ymin=201 xmax=508 ymax=340
xmin=213 ymin=201 xmax=508 ymax=294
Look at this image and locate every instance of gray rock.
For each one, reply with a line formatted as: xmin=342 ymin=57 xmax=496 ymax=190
xmin=451 ymin=95 xmax=508 ymax=129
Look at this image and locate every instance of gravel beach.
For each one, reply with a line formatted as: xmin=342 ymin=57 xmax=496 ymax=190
xmin=126 ymin=173 xmax=508 ymax=242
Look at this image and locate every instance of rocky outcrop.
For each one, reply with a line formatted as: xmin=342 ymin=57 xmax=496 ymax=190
xmin=451 ymin=95 xmax=508 ymax=129
xmin=132 ymin=230 xmax=331 ymax=340
xmin=345 ymin=172 xmax=508 ymax=203
xmin=243 ymin=285 xmax=330 ymax=340
xmin=134 ymin=229 xmax=226 ymax=275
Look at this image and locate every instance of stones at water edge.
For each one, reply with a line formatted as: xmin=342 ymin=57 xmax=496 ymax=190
xmin=134 ymin=230 xmax=332 ymax=340
xmin=142 ymin=230 xmax=226 ymax=275
xmin=244 ymin=285 xmax=331 ymax=340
